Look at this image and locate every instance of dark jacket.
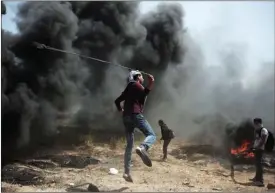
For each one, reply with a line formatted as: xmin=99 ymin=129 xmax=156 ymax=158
xmin=160 ymin=124 xmax=175 ymax=140
xmin=115 ymin=81 xmax=151 ymax=116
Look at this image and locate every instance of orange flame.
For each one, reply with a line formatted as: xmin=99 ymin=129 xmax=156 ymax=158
xmin=231 ymin=140 xmax=254 ymax=158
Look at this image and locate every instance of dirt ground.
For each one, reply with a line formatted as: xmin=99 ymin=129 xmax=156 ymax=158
xmin=2 ymin=137 xmax=275 ymax=192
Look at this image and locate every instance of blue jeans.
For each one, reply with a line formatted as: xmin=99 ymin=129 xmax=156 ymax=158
xmin=123 ymin=113 xmax=156 ymax=174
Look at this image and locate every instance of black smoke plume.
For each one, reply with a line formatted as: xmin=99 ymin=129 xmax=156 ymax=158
xmin=1 ymin=1 xmax=274 ymax=165
xmin=1 ymin=1 xmax=186 ymax=164
xmin=1 ymin=1 xmax=6 ymax=15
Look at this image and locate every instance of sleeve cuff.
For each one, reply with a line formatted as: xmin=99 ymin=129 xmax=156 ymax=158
xmin=144 ymin=87 xmax=151 ymax=94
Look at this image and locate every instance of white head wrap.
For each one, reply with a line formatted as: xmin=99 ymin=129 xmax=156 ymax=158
xmin=128 ymin=70 xmax=141 ymax=83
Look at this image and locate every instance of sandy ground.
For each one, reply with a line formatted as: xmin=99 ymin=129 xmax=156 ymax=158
xmin=2 ymin=139 xmax=275 ymax=192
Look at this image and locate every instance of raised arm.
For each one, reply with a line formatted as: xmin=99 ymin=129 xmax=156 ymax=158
xmin=147 ymin=74 xmax=154 ymax=90
xmin=134 ymin=74 xmax=155 ymax=98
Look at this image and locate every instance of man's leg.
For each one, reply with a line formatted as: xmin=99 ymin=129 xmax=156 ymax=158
xmin=124 ymin=130 xmax=134 ymax=174
xmin=122 ymin=116 xmax=135 ymax=182
xmin=254 ymin=149 xmax=264 ymax=186
xmin=249 ymin=149 xmax=257 ymax=182
xmin=163 ymin=139 xmax=171 ymax=160
xmin=134 ymin=114 xmax=156 ymax=167
xmin=249 ymin=151 xmax=257 ymax=182
xmin=135 ymin=114 xmax=156 ymax=149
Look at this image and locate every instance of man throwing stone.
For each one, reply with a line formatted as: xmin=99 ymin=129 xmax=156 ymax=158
xmin=115 ymin=70 xmax=156 ymax=182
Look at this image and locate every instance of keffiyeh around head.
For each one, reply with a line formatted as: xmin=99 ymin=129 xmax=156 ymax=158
xmin=127 ymin=70 xmax=141 ymax=83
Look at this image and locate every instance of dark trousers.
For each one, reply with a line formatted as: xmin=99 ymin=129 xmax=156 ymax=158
xmin=254 ymin=149 xmax=264 ymax=183
xmin=163 ymin=139 xmax=171 ymax=159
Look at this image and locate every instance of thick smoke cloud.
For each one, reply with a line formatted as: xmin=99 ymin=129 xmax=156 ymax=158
xmin=1 ymin=1 xmax=274 ymax=164
xmin=1 ymin=1 xmax=6 ymax=15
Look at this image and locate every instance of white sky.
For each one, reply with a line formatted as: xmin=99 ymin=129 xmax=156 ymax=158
xmin=2 ymin=1 xmax=274 ymax=75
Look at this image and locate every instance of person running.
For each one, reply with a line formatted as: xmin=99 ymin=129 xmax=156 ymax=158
xmin=115 ymin=70 xmax=156 ymax=182
xmin=159 ymin=119 xmax=175 ymax=161
xmin=250 ymin=118 xmax=269 ymax=187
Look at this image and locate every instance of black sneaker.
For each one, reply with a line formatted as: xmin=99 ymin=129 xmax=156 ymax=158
xmin=253 ymin=181 xmax=265 ymax=187
xmin=123 ymin=173 xmax=133 ymax=183
xmin=136 ymin=146 xmax=152 ymax=167
xmin=249 ymin=178 xmax=256 ymax=182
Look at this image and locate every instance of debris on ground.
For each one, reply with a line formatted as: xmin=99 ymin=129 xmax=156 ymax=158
xmin=1 ymin=141 xmax=274 ymax=192
xmin=212 ymin=187 xmax=223 ymax=191
xmin=267 ymin=183 xmax=275 ymax=190
xmin=108 ymin=168 xmax=118 ymax=175
xmin=24 ymin=159 xmax=59 ymax=169
xmin=1 ymin=164 xmax=46 ymax=185
xmin=68 ymin=182 xmax=75 ymax=186
xmin=87 ymin=183 xmax=100 ymax=192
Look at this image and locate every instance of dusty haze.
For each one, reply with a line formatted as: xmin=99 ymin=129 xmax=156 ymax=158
xmin=1 ymin=1 xmax=274 ymax=161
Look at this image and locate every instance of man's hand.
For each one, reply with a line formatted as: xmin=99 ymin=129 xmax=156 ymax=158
xmin=147 ymin=74 xmax=154 ymax=90
xmin=148 ymin=74 xmax=154 ymax=82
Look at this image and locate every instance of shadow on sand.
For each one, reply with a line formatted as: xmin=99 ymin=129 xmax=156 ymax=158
xmin=1 ymin=129 xmax=126 ymax=186
xmin=170 ymin=144 xmax=225 ymax=161
xmin=1 ymin=163 xmax=47 ymax=186
xmin=27 ymin=154 xmax=101 ymax=169
xmin=65 ymin=183 xmax=129 ymax=192
xmin=231 ymin=178 xmax=256 ymax=187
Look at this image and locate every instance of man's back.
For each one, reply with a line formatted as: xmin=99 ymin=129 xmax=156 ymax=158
xmin=160 ymin=124 xmax=174 ymax=140
xmin=254 ymin=127 xmax=269 ymax=150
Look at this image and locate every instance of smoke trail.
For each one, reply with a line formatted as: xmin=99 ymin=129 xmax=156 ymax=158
xmin=1 ymin=1 xmax=6 ymax=15
xmin=1 ymin=1 xmax=274 ymax=163
xmin=2 ymin=1 xmax=86 ymax=164
xmin=68 ymin=2 xmax=147 ymax=129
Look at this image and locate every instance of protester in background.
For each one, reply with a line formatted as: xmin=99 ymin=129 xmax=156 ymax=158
xmin=115 ymin=70 xmax=156 ymax=182
xmin=250 ymin=118 xmax=269 ymax=187
xmin=159 ymin=119 xmax=175 ymax=161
